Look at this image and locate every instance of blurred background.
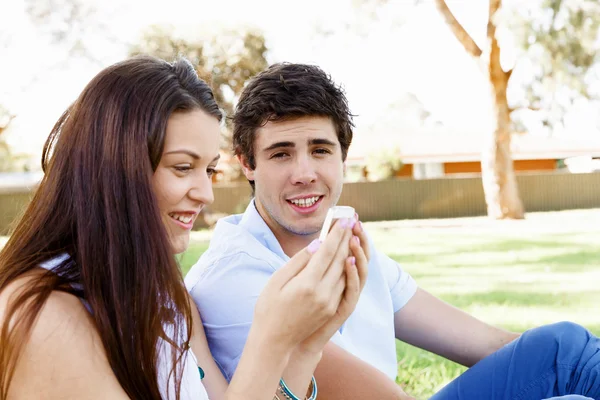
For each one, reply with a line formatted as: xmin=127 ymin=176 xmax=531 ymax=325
xmin=1 ymin=0 xmax=600 ymax=396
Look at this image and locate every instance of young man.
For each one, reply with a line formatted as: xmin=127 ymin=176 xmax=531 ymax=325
xmin=185 ymin=63 xmax=600 ymax=399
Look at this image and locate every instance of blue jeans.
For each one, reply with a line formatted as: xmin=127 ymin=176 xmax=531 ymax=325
xmin=430 ymin=322 xmax=600 ymax=400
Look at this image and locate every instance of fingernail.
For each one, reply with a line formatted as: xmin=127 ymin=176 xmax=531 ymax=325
xmin=353 ymin=235 xmax=360 ymax=245
xmin=358 ymin=221 xmax=363 ymax=231
xmin=349 ymin=218 xmax=356 ymax=229
xmin=340 ymin=218 xmax=348 ymax=228
xmin=307 ymin=239 xmax=321 ymax=254
xmin=350 ymin=256 xmax=356 ymax=265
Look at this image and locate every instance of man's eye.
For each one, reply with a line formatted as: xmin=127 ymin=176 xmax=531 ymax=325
xmin=314 ymin=148 xmax=331 ymax=155
xmin=271 ymin=152 xmax=288 ymax=159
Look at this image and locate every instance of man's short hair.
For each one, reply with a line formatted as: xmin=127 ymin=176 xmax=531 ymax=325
xmin=233 ymin=63 xmax=354 ymax=174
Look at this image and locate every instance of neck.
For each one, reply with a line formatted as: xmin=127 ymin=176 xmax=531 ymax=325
xmin=254 ymin=202 xmax=320 ymax=258
xmin=275 ymin=230 xmax=318 ymax=258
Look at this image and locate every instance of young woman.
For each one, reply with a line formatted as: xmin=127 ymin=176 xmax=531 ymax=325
xmin=0 ymin=55 xmax=369 ymax=400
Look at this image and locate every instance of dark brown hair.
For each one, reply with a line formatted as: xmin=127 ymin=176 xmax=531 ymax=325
xmin=232 ymin=62 xmax=354 ymax=189
xmin=0 ymin=55 xmax=222 ymax=399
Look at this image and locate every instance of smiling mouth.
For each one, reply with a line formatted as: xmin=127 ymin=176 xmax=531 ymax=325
xmin=168 ymin=212 xmax=194 ymax=224
xmin=287 ymin=196 xmax=323 ymax=208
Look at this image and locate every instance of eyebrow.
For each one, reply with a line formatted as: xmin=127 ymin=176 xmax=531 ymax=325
xmin=310 ymin=138 xmax=337 ymax=147
xmin=163 ymin=150 xmax=221 ymax=163
xmin=262 ymin=138 xmax=338 ymax=152
xmin=164 ymin=149 xmax=200 ymax=159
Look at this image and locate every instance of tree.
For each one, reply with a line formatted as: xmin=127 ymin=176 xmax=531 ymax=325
xmin=434 ymin=0 xmax=599 ymax=219
xmin=0 ymin=105 xmax=15 ymax=149
xmin=432 ymin=0 xmax=524 ymax=218
xmin=508 ymin=0 xmax=600 ymax=133
xmin=24 ymin=0 xmax=127 ymax=65
xmin=0 ymin=105 xmax=24 ymax=172
xmin=129 ymin=25 xmax=269 ymax=180
xmin=347 ymin=0 xmax=599 ymax=218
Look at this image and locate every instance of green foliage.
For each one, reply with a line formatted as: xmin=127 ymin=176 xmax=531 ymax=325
xmin=365 ymin=145 xmax=404 ymax=181
xmin=0 ymin=105 xmax=27 ymax=172
xmin=507 ymin=0 xmax=600 ymax=129
xmin=129 ymin=25 xmax=268 ymax=122
xmin=129 ymin=26 xmax=269 ymax=181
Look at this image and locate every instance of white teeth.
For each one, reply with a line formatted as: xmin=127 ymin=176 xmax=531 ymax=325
xmin=170 ymin=213 xmax=193 ymax=224
xmin=290 ymin=196 xmax=319 ymax=208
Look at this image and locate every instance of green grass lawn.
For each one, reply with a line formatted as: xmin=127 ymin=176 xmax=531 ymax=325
xmin=2 ymin=209 xmax=599 ymax=398
xmin=179 ymin=209 xmax=600 ymax=398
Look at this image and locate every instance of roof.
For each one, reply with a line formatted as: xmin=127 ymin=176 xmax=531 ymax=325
xmin=346 ymin=132 xmax=600 ymax=164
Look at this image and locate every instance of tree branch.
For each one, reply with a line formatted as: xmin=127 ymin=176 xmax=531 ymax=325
xmin=488 ymin=0 xmax=512 ymax=86
xmin=0 ymin=109 xmax=15 ymax=134
xmin=434 ymin=0 xmax=482 ymax=57
xmin=508 ymin=104 xmax=542 ymax=115
xmin=487 ymin=0 xmax=501 ymax=43
xmin=489 ymin=0 xmax=502 ymax=23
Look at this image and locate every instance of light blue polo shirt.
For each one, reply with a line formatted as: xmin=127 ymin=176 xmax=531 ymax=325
xmin=185 ymin=200 xmax=418 ymax=381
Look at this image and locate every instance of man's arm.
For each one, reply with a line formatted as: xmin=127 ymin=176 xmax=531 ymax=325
xmin=394 ymin=288 xmax=520 ymax=367
xmin=314 ymin=342 xmax=415 ymax=400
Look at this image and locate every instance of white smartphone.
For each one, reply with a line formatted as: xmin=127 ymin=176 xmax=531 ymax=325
xmin=319 ymin=205 xmax=356 ymax=242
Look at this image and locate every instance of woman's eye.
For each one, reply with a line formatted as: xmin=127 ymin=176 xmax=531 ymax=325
xmin=207 ymin=167 xmax=218 ymax=177
xmin=174 ymin=165 xmax=192 ymax=172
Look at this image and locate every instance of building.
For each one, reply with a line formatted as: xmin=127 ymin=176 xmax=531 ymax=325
xmin=346 ymin=133 xmax=600 ymax=180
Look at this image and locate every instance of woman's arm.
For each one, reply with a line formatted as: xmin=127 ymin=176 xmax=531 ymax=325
xmin=192 ymin=301 xmax=321 ymax=400
xmin=228 ymin=218 xmax=369 ymax=400
xmin=276 ymin=218 xmax=370 ymax=399
xmin=188 ymin=294 xmax=229 ymax=399
xmin=1 ymin=276 xmax=130 ymax=399
xmin=196 ymin=217 xmax=368 ymax=400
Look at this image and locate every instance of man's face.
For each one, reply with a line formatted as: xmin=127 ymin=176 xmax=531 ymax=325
xmin=239 ymin=116 xmax=345 ymax=243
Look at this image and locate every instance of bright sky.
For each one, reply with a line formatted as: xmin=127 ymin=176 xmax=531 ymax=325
xmin=0 ymin=0 xmax=598 ymax=162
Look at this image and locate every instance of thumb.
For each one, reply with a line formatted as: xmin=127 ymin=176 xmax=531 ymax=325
xmin=270 ymin=239 xmax=321 ymax=286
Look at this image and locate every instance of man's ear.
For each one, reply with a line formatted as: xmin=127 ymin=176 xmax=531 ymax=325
xmin=237 ymin=154 xmax=255 ymax=180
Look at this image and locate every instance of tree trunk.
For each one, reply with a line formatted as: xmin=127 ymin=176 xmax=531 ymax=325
xmin=482 ymin=2 xmax=525 ymax=219
xmin=481 ymin=81 xmax=525 ymax=219
xmin=435 ymin=0 xmax=525 ymax=219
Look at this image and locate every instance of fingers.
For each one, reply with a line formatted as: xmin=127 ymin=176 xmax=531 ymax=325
xmin=302 ymin=217 xmax=353 ymax=280
xmin=349 ymin=234 xmax=369 ymax=292
xmin=271 ymin=238 xmax=319 ymax=287
xmin=324 ymin=257 xmax=360 ymax=331
xmin=352 ymin=213 xmax=370 ymax=262
xmin=330 ymin=266 xmax=348 ymax=311
xmin=319 ymin=220 xmax=353 ymax=287
xmin=298 ymin=256 xmax=358 ymax=349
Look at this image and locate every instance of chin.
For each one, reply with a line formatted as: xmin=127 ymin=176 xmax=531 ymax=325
xmin=171 ymin=238 xmax=190 ymax=255
xmin=289 ymin=223 xmax=322 ymax=237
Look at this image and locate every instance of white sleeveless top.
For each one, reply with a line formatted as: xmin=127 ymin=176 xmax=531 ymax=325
xmin=40 ymin=255 xmax=210 ymax=400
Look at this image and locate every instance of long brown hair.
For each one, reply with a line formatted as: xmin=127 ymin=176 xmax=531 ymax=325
xmin=0 ymin=55 xmax=222 ymax=399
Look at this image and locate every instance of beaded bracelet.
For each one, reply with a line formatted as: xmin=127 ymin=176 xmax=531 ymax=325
xmin=277 ymin=376 xmax=317 ymax=400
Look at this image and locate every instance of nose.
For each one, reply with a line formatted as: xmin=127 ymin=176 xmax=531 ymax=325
xmin=188 ymin=172 xmax=215 ymax=206
xmin=290 ymin=154 xmax=318 ymax=185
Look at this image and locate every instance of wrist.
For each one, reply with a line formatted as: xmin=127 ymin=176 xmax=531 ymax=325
xmin=290 ymin=346 xmax=323 ymax=366
xmin=246 ymin=324 xmax=293 ymax=366
xmin=280 ymin=348 xmax=320 ymax=400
